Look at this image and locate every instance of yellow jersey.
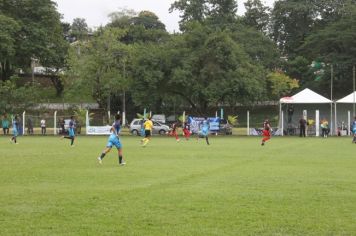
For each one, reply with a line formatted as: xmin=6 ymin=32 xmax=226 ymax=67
xmin=144 ymin=120 xmax=153 ymax=131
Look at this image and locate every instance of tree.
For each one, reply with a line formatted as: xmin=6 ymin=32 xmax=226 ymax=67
xmin=169 ymin=0 xmax=208 ymax=28
xmin=71 ymin=18 xmax=89 ymax=41
xmin=0 ymin=0 xmax=68 ymax=82
xmin=66 ymin=27 xmax=131 ymax=110
xmin=107 ymin=10 xmax=169 ymax=44
xmin=270 ymin=0 xmax=316 ymax=57
xmin=266 ymin=71 xmax=299 ymax=100
xmin=0 ymin=14 xmax=20 ymax=81
xmin=300 ymin=2 xmax=356 ymax=97
xmin=243 ymin=0 xmax=270 ymax=33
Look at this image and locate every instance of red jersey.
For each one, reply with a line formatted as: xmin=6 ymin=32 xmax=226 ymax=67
xmin=263 ymin=120 xmax=271 ymax=131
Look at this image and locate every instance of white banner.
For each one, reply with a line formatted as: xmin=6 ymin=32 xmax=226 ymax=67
xmin=86 ymin=126 xmax=112 ymax=135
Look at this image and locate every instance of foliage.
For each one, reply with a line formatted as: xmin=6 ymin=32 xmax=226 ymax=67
xmin=73 ymin=108 xmax=94 ymax=126
xmin=65 ymin=27 xmax=131 ymax=110
xmin=266 ymin=71 xmax=299 ymax=99
xmin=0 ymin=76 xmax=40 ymax=113
xmin=227 ymin=115 xmax=238 ymax=126
xmin=243 ymin=0 xmax=270 ymax=33
xmin=0 ymin=0 xmax=68 ymax=81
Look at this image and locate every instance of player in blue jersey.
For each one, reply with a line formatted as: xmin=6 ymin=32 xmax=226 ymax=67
xmin=10 ymin=115 xmax=19 ymax=144
xmin=97 ymin=114 xmax=126 ymax=166
xmin=352 ymin=116 xmax=356 ymax=143
xmin=197 ymin=117 xmax=210 ymax=145
xmin=62 ymin=116 xmax=76 ymax=146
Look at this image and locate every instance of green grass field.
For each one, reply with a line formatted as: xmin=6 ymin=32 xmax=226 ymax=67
xmin=1 ymin=135 xmax=356 ymax=235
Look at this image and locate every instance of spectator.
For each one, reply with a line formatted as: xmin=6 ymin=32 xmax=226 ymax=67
xmin=59 ymin=118 xmax=65 ymax=135
xmin=40 ymin=118 xmax=46 ymax=135
xmin=27 ymin=117 xmax=34 ymax=135
xmin=2 ymin=114 xmax=10 ymax=135
xmin=287 ymin=105 xmax=294 ymax=123
xmin=320 ymin=118 xmax=329 ymax=138
xmin=299 ymin=116 xmax=307 ymax=137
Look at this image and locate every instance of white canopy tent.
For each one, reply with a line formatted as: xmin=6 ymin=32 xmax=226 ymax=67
xmin=335 ymin=91 xmax=356 ymax=135
xmin=279 ymin=88 xmax=333 ymax=136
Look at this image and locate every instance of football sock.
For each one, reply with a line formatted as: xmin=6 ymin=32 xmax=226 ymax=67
xmin=71 ymin=138 xmax=74 ymax=146
xmin=206 ymin=137 xmax=209 ymax=145
xmin=119 ymin=155 xmax=123 ymax=163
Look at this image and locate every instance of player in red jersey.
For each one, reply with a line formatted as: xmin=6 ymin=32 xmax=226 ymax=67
xmin=169 ymin=122 xmax=180 ymax=142
xmin=261 ymin=119 xmax=271 ymax=146
xmin=182 ymin=122 xmax=191 ymax=140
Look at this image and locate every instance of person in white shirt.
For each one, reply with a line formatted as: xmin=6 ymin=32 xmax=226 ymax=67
xmin=40 ymin=118 xmax=46 ymax=135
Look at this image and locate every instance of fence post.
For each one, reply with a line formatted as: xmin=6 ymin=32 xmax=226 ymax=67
xmin=86 ymin=110 xmax=89 ymax=135
xmin=348 ymin=110 xmax=351 ymax=136
xmin=22 ymin=111 xmax=26 ymax=135
xmin=247 ymin=110 xmax=250 ymax=136
xmin=315 ymin=110 xmax=319 ymax=137
xmin=54 ymin=111 xmax=57 ymax=135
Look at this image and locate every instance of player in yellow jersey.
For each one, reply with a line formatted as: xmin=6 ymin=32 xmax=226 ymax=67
xmin=142 ymin=116 xmax=153 ymax=146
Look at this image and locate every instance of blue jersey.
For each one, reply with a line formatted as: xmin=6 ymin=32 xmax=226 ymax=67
xmin=12 ymin=119 xmax=18 ymax=135
xmin=352 ymin=121 xmax=356 ymax=133
xmin=107 ymin=120 xmax=122 ymax=149
xmin=202 ymin=120 xmax=209 ymax=132
xmin=68 ymin=119 xmax=75 ymax=137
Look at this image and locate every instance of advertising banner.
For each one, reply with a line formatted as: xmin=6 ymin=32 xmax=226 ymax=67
xmin=86 ymin=126 xmax=112 ymax=135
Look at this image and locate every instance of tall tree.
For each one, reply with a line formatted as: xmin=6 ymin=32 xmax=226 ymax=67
xmin=71 ymin=18 xmax=89 ymax=41
xmin=0 ymin=0 xmax=68 ymax=82
xmin=243 ymin=0 xmax=270 ymax=33
xmin=270 ymin=0 xmax=316 ymax=57
xmin=169 ymin=0 xmax=208 ymax=28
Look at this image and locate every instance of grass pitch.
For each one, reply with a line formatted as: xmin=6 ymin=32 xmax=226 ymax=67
xmin=1 ymin=135 xmax=356 ymax=235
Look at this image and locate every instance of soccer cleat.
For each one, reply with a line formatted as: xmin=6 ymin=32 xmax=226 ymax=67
xmin=261 ymin=142 xmax=265 ymax=146
xmin=97 ymin=157 xmax=102 ymax=164
xmin=119 ymin=162 xmax=126 ymax=166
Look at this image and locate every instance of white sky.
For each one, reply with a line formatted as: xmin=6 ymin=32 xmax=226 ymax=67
xmin=54 ymin=0 xmax=275 ymax=33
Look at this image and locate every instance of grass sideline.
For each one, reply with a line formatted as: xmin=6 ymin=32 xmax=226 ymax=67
xmin=1 ymin=135 xmax=356 ymax=235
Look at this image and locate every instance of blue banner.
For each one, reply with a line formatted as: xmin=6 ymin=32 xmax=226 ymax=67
xmin=188 ymin=117 xmax=220 ymax=134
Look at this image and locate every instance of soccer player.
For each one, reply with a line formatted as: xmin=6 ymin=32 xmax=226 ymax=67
xmin=352 ymin=116 xmax=356 ymax=143
xmin=97 ymin=114 xmax=125 ymax=165
xmin=261 ymin=118 xmax=271 ymax=146
xmin=141 ymin=116 xmax=153 ymax=147
xmin=197 ymin=117 xmax=210 ymax=145
xmin=62 ymin=116 xmax=76 ymax=146
xmin=169 ymin=121 xmax=180 ymax=142
xmin=10 ymin=115 xmax=19 ymax=144
xmin=182 ymin=122 xmax=191 ymax=140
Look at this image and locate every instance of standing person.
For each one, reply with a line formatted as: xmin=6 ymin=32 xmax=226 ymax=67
xmin=169 ymin=121 xmax=180 ymax=142
xmin=10 ymin=115 xmax=19 ymax=144
xmin=27 ymin=117 xmax=34 ymax=135
xmin=261 ymin=118 xmax=271 ymax=146
xmin=197 ymin=117 xmax=210 ymax=145
xmin=141 ymin=116 xmax=153 ymax=147
xmin=320 ymin=118 xmax=329 ymax=138
xmin=59 ymin=118 xmax=65 ymax=135
xmin=61 ymin=116 xmax=76 ymax=146
xmin=183 ymin=122 xmax=191 ymax=140
xmin=2 ymin=114 xmax=10 ymax=135
xmin=352 ymin=116 xmax=356 ymax=143
xmin=299 ymin=116 xmax=307 ymax=137
xmin=97 ymin=114 xmax=126 ymax=165
xmin=287 ymin=105 xmax=294 ymax=123
xmin=40 ymin=118 xmax=46 ymax=135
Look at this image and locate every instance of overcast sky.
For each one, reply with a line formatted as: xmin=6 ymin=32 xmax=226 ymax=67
xmin=54 ymin=0 xmax=275 ymax=33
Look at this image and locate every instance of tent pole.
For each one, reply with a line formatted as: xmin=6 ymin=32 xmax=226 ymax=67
xmin=334 ymin=103 xmax=337 ymax=135
xmin=330 ymin=64 xmax=333 ymax=135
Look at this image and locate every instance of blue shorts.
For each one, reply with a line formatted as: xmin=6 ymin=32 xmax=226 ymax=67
xmin=106 ymin=136 xmax=122 ymax=149
xmin=13 ymin=130 xmax=18 ymax=137
xmin=68 ymin=128 xmax=75 ymax=137
xmin=199 ymin=130 xmax=208 ymax=137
